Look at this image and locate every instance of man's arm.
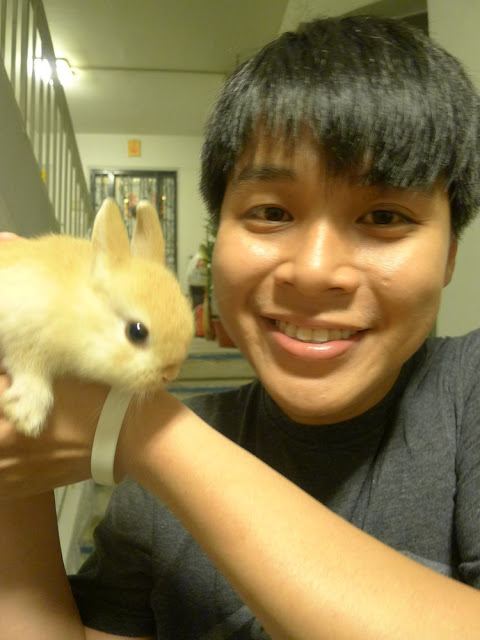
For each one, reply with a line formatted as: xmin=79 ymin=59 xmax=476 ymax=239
xmin=117 ymin=391 xmax=480 ymax=640
xmin=0 ymin=369 xmax=153 ymax=639
xmin=0 ymin=492 xmax=86 ymax=639
xmin=0 ymin=492 xmax=153 ymax=640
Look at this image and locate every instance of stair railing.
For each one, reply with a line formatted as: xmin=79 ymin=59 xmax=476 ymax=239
xmin=0 ymin=0 xmax=93 ymax=236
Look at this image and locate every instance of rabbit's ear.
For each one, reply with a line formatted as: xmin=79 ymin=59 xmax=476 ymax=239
xmin=91 ymin=198 xmax=130 ymax=265
xmin=91 ymin=199 xmax=130 ymax=284
xmin=131 ymin=200 xmax=165 ymax=265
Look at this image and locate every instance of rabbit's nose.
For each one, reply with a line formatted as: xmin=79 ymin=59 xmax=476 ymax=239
xmin=161 ymin=363 xmax=181 ymax=383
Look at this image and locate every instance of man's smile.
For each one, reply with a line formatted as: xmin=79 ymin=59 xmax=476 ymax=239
xmin=274 ymin=320 xmax=359 ymax=344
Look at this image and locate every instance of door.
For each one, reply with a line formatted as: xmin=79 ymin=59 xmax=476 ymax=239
xmin=91 ymin=169 xmax=177 ymax=272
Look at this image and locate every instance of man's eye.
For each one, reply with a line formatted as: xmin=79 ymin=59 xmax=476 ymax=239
xmin=248 ymin=206 xmax=291 ymax=223
xmin=362 ymin=210 xmax=411 ymax=225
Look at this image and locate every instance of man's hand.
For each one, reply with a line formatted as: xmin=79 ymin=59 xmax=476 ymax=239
xmin=0 ymin=232 xmax=20 ymax=241
xmin=0 ymin=376 xmax=109 ymax=498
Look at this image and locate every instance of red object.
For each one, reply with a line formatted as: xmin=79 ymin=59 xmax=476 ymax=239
xmin=194 ymin=304 xmax=204 ymax=337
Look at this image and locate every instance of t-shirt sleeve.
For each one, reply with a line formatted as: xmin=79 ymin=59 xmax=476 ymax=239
xmin=68 ymin=478 xmax=156 ymax=636
xmin=452 ymin=330 xmax=480 ymax=588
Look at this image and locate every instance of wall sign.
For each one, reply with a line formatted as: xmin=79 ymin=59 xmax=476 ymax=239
xmin=128 ymin=139 xmax=141 ymax=157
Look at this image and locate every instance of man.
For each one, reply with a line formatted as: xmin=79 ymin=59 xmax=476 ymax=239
xmin=2 ymin=15 xmax=480 ymax=639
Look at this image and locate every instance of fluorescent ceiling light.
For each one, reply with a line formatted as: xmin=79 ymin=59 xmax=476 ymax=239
xmin=33 ymin=57 xmax=76 ymax=86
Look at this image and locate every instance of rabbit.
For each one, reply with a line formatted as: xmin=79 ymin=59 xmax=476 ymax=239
xmin=0 ymin=198 xmax=194 ymax=437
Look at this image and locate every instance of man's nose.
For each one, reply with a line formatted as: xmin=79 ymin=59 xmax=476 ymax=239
xmin=274 ymin=221 xmax=361 ymax=297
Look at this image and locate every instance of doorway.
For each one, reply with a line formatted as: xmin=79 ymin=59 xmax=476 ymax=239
xmin=90 ymin=169 xmax=177 ymax=272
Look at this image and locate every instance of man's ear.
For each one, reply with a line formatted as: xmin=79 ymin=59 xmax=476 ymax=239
xmin=443 ymin=234 xmax=458 ymax=286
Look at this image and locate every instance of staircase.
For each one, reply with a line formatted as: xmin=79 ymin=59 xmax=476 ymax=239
xmin=0 ymin=0 xmax=97 ymax=572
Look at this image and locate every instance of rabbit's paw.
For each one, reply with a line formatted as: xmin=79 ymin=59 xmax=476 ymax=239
xmin=1 ymin=375 xmax=54 ymax=437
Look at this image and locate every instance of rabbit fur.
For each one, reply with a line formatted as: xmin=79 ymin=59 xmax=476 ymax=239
xmin=0 ymin=198 xmax=194 ymax=436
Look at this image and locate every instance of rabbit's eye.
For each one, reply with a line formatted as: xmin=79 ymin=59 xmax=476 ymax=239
xmin=126 ymin=321 xmax=149 ymax=344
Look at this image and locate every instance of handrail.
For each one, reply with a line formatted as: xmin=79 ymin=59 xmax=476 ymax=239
xmin=0 ymin=0 xmax=93 ymax=236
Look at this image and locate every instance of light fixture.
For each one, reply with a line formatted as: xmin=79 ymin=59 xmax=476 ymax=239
xmin=33 ymin=57 xmax=76 ymax=87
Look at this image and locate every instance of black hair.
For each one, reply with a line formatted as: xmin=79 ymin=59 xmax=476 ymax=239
xmin=200 ymin=15 xmax=480 ymax=237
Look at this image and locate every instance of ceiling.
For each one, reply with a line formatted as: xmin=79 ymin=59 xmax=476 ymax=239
xmin=42 ymin=0 xmax=427 ymax=137
xmin=42 ymin=0 xmax=289 ymax=136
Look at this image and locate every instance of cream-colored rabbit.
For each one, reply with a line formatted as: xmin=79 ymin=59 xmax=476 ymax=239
xmin=0 ymin=198 xmax=194 ymax=436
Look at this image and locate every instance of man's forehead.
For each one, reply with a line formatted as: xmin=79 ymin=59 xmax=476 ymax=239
xmin=229 ymin=134 xmax=319 ymax=185
xmin=232 ymin=138 xmax=293 ymax=168
xmin=229 ymin=138 xmax=443 ymax=200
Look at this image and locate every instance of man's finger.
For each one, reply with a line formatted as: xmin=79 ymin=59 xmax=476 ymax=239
xmin=0 ymin=232 xmax=19 ymax=241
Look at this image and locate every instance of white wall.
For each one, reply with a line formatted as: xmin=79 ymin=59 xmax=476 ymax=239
xmin=280 ymin=0 xmax=371 ymax=31
xmin=76 ymin=133 xmax=207 ymax=292
xmin=428 ymin=0 xmax=480 ymax=336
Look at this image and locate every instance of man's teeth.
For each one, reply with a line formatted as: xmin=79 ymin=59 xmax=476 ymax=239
xmin=276 ymin=321 xmax=356 ymax=343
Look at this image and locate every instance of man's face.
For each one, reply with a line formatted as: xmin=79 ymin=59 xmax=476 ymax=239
xmin=212 ymin=137 xmax=457 ymax=424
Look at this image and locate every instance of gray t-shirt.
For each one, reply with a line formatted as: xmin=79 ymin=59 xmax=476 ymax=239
xmin=69 ymin=330 xmax=480 ymax=638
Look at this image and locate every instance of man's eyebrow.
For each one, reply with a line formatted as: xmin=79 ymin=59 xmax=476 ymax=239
xmin=373 ymin=184 xmax=438 ymax=199
xmin=233 ymin=165 xmax=296 ymax=184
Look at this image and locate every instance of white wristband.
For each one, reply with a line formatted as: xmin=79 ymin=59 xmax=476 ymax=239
xmin=91 ymin=389 xmax=133 ymax=486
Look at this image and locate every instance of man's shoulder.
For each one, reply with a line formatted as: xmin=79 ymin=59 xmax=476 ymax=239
xmin=400 ymin=328 xmax=480 ymax=419
xmin=424 ymin=328 xmax=480 ymax=373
